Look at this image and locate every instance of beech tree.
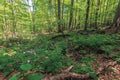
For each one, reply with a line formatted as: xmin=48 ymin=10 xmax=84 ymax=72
xmin=94 ymin=0 xmax=100 ymax=29
xmin=84 ymin=0 xmax=90 ymax=31
xmin=58 ymin=0 xmax=62 ymax=32
xmin=68 ymin=0 xmax=74 ymax=31
xmin=0 ymin=0 xmax=119 ymax=37
xmin=106 ymin=0 xmax=120 ymax=33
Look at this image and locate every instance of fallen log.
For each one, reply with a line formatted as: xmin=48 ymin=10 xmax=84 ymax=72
xmin=50 ymin=34 xmax=70 ymax=40
xmin=41 ymin=72 xmax=89 ymax=80
xmin=41 ymin=65 xmax=91 ymax=80
xmin=41 ymin=61 xmax=118 ymax=80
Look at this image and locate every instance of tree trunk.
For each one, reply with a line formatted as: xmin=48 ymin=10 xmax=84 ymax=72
xmin=10 ymin=0 xmax=16 ymax=37
xmin=58 ymin=0 xmax=62 ymax=32
xmin=3 ymin=0 xmax=7 ymax=39
xmin=31 ymin=0 xmax=35 ymax=33
xmin=61 ymin=0 xmax=65 ymax=31
xmin=84 ymin=0 xmax=90 ymax=31
xmin=94 ymin=0 xmax=100 ymax=29
xmin=68 ymin=0 xmax=74 ymax=31
xmin=74 ymin=2 xmax=78 ymax=30
xmin=106 ymin=0 xmax=120 ymax=33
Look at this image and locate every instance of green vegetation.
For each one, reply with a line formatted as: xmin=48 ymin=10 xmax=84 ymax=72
xmin=0 ymin=0 xmax=120 ymax=80
xmin=0 ymin=33 xmax=120 ymax=80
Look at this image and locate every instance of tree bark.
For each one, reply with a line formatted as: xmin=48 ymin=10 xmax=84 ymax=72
xmin=94 ymin=0 xmax=100 ymax=29
xmin=84 ymin=0 xmax=90 ymax=31
xmin=61 ymin=0 xmax=65 ymax=31
xmin=68 ymin=0 xmax=74 ymax=31
xmin=58 ymin=0 xmax=62 ymax=32
xmin=106 ymin=0 xmax=120 ymax=33
xmin=31 ymin=0 xmax=35 ymax=33
xmin=9 ymin=0 xmax=16 ymax=37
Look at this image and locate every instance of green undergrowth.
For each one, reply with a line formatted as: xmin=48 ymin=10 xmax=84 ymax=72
xmin=0 ymin=33 xmax=120 ymax=80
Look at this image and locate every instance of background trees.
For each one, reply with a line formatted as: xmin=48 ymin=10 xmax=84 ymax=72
xmin=0 ymin=1 xmax=120 ymax=80
xmin=0 ymin=0 xmax=119 ymax=38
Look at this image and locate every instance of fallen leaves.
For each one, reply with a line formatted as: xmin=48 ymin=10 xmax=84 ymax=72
xmin=0 ymin=73 xmax=7 ymax=80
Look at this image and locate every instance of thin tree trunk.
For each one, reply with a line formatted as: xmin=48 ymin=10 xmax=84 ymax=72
xmin=77 ymin=9 xmax=81 ymax=29
xmin=58 ymin=0 xmax=62 ymax=32
xmin=31 ymin=0 xmax=35 ymax=33
xmin=94 ymin=0 xmax=100 ymax=29
xmin=68 ymin=0 xmax=74 ymax=31
xmin=61 ymin=0 xmax=65 ymax=31
xmin=104 ymin=0 xmax=109 ymax=26
xmin=3 ymin=0 xmax=7 ymax=39
xmin=10 ymin=0 xmax=16 ymax=37
xmin=84 ymin=0 xmax=90 ymax=31
xmin=74 ymin=2 xmax=78 ymax=30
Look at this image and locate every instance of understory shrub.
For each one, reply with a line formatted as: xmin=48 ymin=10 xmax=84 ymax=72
xmin=70 ymin=34 xmax=116 ymax=48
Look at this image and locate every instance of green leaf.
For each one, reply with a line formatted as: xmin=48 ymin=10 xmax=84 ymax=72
xmin=20 ymin=63 xmax=32 ymax=71
xmin=0 ymin=65 xmax=3 ymax=69
xmin=27 ymin=74 xmax=43 ymax=80
xmin=9 ymin=75 xmax=18 ymax=80
xmin=89 ymin=72 xmax=98 ymax=80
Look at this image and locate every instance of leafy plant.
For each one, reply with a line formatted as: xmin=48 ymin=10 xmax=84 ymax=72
xmin=89 ymin=72 xmax=98 ymax=80
xmin=70 ymin=34 xmax=115 ymax=48
xmin=73 ymin=64 xmax=93 ymax=74
xmin=42 ymin=52 xmax=64 ymax=74
xmin=20 ymin=64 xmax=32 ymax=71
xmin=117 ymin=60 xmax=120 ymax=64
xmin=78 ymin=66 xmax=93 ymax=74
xmin=80 ymin=57 xmax=95 ymax=65
xmin=27 ymin=73 xmax=43 ymax=80
xmin=9 ymin=75 xmax=18 ymax=80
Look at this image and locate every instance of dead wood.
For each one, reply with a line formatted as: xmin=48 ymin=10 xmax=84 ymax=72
xmin=41 ymin=61 xmax=118 ymax=80
xmin=50 ymin=34 xmax=70 ymax=40
xmin=96 ymin=61 xmax=117 ymax=76
xmin=41 ymin=72 xmax=90 ymax=80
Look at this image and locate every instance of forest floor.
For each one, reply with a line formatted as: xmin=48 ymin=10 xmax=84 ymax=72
xmin=0 ymin=32 xmax=120 ymax=80
xmin=40 ymin=54 xmax=120 ymax=80
xmin=0 ymin=56 xmax=120 ymax=80
xmin=91 ymin=54 xmax=120 ymax=80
